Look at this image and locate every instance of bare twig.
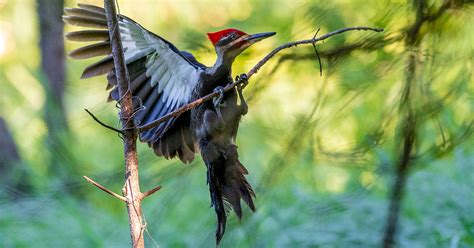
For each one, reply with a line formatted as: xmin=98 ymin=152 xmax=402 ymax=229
xmin=140 ymin=185 xmax=162 ymax=200
xmin=138 ymin=26 xmax=383 ymax=132
xmin=246 ymin=27 xmax=383 ymax=77
xmin=83 ymin=176 xmax=127 ymax=202
xmin=272 ymin=34 xmax=398 ymax=65
xmin=84 ymin=109 xmax=124 ymax=134
xmin=312 ymin=28 xmax=323 ymax=76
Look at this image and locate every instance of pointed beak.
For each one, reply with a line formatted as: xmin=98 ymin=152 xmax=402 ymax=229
xmin=244 ymin=32 xmax=276 ymax=43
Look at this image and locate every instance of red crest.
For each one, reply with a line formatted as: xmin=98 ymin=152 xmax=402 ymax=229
xmin=207 ymin=29 xmax=247 ymax=46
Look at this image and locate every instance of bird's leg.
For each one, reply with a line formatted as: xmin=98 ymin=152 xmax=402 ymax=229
xmin=235 ymin=74 xmax=248 ymax=115
xmin=213 ymin=86 xmax=227 ymax=108
xmin=211 ymin=86 xmax=226 ymax=130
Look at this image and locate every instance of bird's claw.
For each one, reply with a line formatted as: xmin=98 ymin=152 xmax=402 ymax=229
xmin=235 ymin=73 xmax=249 ymax=88
xmin=235 ymin=74 xmax=248 ymax=115
xmin=211 ymin=86 xmax=226 ymax=130
xmin=213 ymin=86 xmax=226 ymax=108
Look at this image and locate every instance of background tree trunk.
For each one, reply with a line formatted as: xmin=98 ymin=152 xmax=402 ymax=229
xmin=0 ymin=117 xmax=30 ymax=194
xmin=37 ymin=0 xmax=73 ymax=180
xmin=38 ymin=0 xmax=66 ymax=130
xmin=0 ymin=117 xmax=20 ymax=175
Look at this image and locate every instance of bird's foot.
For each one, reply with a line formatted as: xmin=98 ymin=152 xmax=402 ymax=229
xmin=235 ymin=74 xmax=248 ymax=115
xmin=235 ymin=73 xmax=249 ymax=88
xmin=212 ymin=86 xmax=226 ymax=130
xmin=213 ymin=86 xmax=227 ymax=108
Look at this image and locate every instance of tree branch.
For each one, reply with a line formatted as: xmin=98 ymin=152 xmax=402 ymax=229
xmin=246 ymin=27 xmax=383 ymax=78
xmin=138 ymin=26 xmax=383 ymax=132
xmin=84 ymin=109 xmax=124 ymax=134
xmin=140 ymin=185 xmax=162 ymax=200
xmin=103 ymin=1 xmax=145 ymax=247
xmin=83 ymin=176 xmax=127 ymax=202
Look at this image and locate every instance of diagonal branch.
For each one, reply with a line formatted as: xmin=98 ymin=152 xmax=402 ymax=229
xmin=138 ymin=26 xmax=383 ymax=132
xmin=246 ymin=27 xmax=383 ymax=78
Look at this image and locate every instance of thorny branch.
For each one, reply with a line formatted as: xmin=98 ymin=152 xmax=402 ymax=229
xmin=138 ymin=26 xmax=383 ymax=132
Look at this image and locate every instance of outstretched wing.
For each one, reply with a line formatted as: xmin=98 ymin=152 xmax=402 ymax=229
xmin=64 ymin=4 xmax=203 ymax=163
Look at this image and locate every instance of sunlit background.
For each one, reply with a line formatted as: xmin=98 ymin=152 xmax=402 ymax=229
xmin=0 ymin=0 xmax=473 ymax=247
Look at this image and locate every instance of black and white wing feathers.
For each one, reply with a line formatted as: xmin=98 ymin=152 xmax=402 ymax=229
xmin=64 ymin=4 xmax=203 ymax=163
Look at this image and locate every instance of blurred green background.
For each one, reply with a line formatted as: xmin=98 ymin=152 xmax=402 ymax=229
xmin=0 ymin=0 xmax=473 ymax=247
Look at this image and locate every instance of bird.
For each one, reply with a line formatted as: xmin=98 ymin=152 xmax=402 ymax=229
xmin=63 ymin=4 xmax=275 ymax=245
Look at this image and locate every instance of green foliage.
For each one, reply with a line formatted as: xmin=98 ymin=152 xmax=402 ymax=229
xmin=0 ymin=0 xmax=472 ymax=247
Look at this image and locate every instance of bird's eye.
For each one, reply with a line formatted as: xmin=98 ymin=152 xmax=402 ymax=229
xmin=230 ymin=34 xmax=238 ymax=40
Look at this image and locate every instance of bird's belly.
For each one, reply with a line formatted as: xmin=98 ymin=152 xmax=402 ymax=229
xmin=191 ymin=91 xmax=242 ymax=145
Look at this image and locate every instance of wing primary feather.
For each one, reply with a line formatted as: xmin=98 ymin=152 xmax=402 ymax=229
xmin=180 ymin=127 xmax=194 ymax=162
xmin=152 ymin=141 xmax=163 ymax=156
xmin=125 ymin=47 xmax=154 ymax=64
xmin=158 ymin=117 xmax=177 ymax=140
xmin=69 ymin=41 xmax=111 ymax=59
xmin=127 ymin=59 xmax=146 ymax=75
xmin=146 ymin=56 xmax=161 ymax=77
xmin=135 ymin=86 xmax=160 ymax=123
xmin=160 ymin=138 xmax=170 ymax=158
xmin=156 ymin=68 xmax=171 ymax=91
xmin=65 ymin=30 xmax=109 ymax=42
xmin=157 ymin=100 xmax=180 ymax=133
xmin=77 ymin=4 xmax=106 ymax=15
xmin=163 ymin=75 xmax=179 ymax=105
xmin=64 ymin=7 xmax=106 ymax=20
xmin=141 ymin=124 xmax=161 ymax=141
xmin=151 ymin=65 xmax=169 ymax=88
xmin=142 ymin=97 xmax=168 ymax=126
xmin=185 ymin=127 xmax=195 ymax=153
xmin=130 ymin=73 xmax=148 ymax=93
xmin=163 ymin=70 xmax=176 ymax=91
xmin=135 ymin=78 xmax=154 ymax=102
xmin=62 ymin=16 xmax=108 ymax=29
xmin=145 ymin=53 xmax=157 ymax=68
xmin=81 ymin=55 xmax=114 ymax=78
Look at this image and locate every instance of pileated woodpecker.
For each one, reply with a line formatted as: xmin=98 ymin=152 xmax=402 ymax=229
xmin=64 ymin=4 xmax=275 ymax=244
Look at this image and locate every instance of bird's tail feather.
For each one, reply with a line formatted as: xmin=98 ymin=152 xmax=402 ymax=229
xmin=201 ymin=142 xmax=255 ymax=245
